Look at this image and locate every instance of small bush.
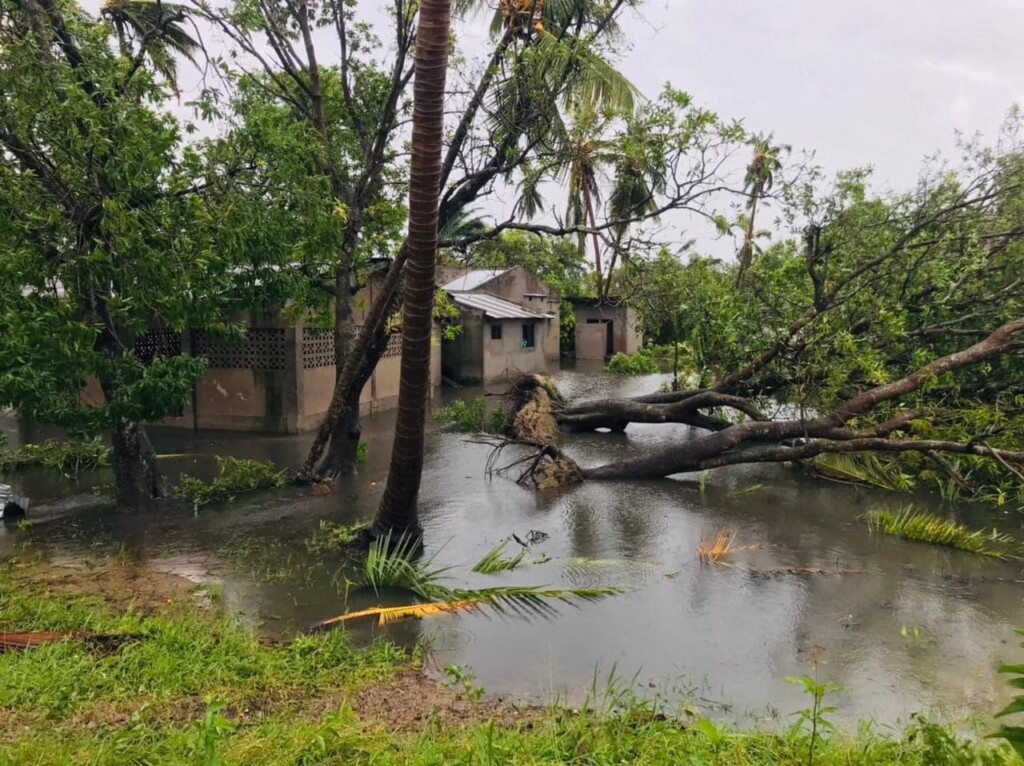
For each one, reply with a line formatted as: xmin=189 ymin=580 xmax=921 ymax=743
xmin=176 ymin=456 xmax=286 ymax=509
xmin=606 ymin=351 xmax=660 ymax=375
xmin=435 ymin=396 xmax=510 ymax=434
xmin=0 ymin=438 xmax=110 ymax=478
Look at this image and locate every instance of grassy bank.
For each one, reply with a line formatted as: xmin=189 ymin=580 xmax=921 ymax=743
xmin=0 ymin=555 xmax=1015 ymax=765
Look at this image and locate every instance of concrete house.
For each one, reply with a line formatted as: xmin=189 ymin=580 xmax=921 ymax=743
xmin=572 ymin=299 xmax=643 ymax=360
xmin=79 ymin=272 xmax=442 ymax=434
xmin=438 ymin=267 xmax=560 ymax=384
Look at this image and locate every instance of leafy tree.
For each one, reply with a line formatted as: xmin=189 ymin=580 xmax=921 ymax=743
xmin=508 ymin=123 xmax=1024 ymax=503
xmin=0 ymin=0 xmax=223 ymax=505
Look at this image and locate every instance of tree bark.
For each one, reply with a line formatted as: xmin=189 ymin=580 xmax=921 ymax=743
xmin=372 ymin=0 xmax=451 ymax=537
xmin=108 ymin=415 xmax=169 ymax=507
xmin=504 ymin=319 xmax=1024 ymax=487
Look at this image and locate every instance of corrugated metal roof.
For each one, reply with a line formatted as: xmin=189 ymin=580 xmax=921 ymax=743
xmin=441 ymin=269 xmax=507 ymax=293
xmin=451 ymin=292 xmax=548 ymax=320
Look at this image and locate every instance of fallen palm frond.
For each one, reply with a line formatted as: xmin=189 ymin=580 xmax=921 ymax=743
xmin=865 ymin=506 xmax=1015 ymax=558
xmin=307 ymin=600 xmax=481 ymax=631
xmin=472 ymin=541 xmax=527 ymax=574
xmin=307 ymin=585 xmax=622 ymax=633
xmin=814 ymin=453 xmax=913 ymax=492
xmin=0 ymin=631 xmax=137 ymax=653
xmin=0 ymin=631 xmax=72 ymax=652
xmin=697 ymin=530 xmax=738 ymax=564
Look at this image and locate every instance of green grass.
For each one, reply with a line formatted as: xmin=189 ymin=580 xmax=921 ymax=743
xmin=0 ymin=556 xmax=1017 ymax=765
xmin=865 ymin=506 xmax=1017 ymax=558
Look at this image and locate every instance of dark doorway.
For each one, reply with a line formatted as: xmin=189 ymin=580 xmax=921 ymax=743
xmin=606 ymin=320 xmax=614 ymax=356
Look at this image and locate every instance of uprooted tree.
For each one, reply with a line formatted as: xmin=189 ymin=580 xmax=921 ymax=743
xmin=500 ymin=127 xmax=1024 ymax=506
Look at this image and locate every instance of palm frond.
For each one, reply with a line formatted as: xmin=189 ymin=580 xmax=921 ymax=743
xmin=814 ymin=453 xmax=913 ymax=492
xmin=363 ymin=532 xmax=452 ymax=597
xmin=865 ymin=506 xmax=1016 ymax=558
xmin=697 ymin=530 xmax=735 ymax=565
xmin=472 ymin=541 xmax=527 ymax=573
xmin=307 ymin=600 xmax=481 ymax=631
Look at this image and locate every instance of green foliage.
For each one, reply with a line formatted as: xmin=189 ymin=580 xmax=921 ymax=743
xmin=0 ymin=2 xmax=223 ymax=438
xmin=814 ymin=453 xmax=914 ymax=492
xmin=606 ymin=351 xmax=660 ymax=375
xmin=786 ymin=669 xmax=841 ymax=766
xmin=991 ymin=630 xmax=1024 ymax=757
xmin=455 ymin=232 xmax=589 ymax=298
xmin=359 ymin=532 xmax=620 ymax=615
xmin=0 ymin=555 xmax=1017 ymax=765
xmin=865 ymin=506 xmax=1016 ymax=558
xmin=471 ymin=541 xmax=527 ymax=574
xmin=307 ymin=521 xmax=368 ymax=553
xmin=435 ymin=396 xmax=511 ymax=434
xmin=0 ymin=439 xmax=110 ymax=478
xmin=176 ymin=457 xmax=286 ymax=509
xmin=357 ymin=440 xmax=369 ymax=465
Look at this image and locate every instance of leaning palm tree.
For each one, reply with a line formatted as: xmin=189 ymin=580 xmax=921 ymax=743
xmin=736 ymin=132 xmax=790 ymax=285
xmin=372 ymin=0 xmax=452 ymax=537
xmin=100 ymin=0 xmax=200 ymax=90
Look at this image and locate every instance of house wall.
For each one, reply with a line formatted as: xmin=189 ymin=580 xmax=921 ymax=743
xmin=482 ymin=318 xmax=550 ymax=381
xmin=438 ymin=266 xmax=561 ymax=360
xmin=574 ymin=304 xmax=643 ymax=359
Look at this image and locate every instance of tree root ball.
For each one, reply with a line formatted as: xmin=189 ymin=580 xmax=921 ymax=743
xmin=509 ymin=374 xmax=563 ymax=446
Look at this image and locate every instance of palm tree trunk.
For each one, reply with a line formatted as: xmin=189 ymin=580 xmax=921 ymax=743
xmin=581 ymin=182 xmax=603 ymax=278
xmin=372 ymin=0 xmax=451 ymax=537
xmin=736 ymin=192 xmax=760 ymax=287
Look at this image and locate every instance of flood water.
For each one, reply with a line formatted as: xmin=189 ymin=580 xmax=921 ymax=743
xmin=3 ymin=366 xmax=1023 ymax=728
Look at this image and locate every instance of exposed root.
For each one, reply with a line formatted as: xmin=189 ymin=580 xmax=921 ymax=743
xmin=508 ymin=374 xmax=563 ymax=445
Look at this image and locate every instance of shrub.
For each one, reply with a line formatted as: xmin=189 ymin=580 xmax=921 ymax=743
xmin=176 ymin=456 xmax=286 ymax=509
xmin=606 ymin=351 xmax=660 ymax=375
xmin=435 ymin=396 xmax=510 ymax=434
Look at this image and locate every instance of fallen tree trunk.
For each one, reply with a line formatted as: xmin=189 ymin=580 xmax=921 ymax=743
xmin=502 ymin=318 xmax=1024 ymax=487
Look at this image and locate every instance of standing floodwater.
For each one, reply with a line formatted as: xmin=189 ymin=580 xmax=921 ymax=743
xmin=2 ymin=367 xmax=1022 ymax=727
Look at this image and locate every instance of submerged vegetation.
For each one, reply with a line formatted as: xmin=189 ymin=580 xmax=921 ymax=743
xmin=865 ymin=506 xmax=1017 ymax=558
xmin=176 ymin=456 xmax=287 ymax=509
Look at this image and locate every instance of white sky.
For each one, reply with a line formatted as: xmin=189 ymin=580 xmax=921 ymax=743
xmin=617 ymin=0 xmax=1024 ymax=190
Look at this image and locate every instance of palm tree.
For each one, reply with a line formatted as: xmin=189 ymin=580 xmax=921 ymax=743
xmin=562 ymin=108 xmax=612 ymax=278
xmin=372 ymin=0 xmax=452 ymax=537
xmin=736 ymin=132 xmax=790 ymax=285
xmin=100 ymin=0 xmax=200 ymax=91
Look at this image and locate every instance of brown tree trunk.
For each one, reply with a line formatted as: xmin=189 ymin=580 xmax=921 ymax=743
xmin=372 ymin=0 xmax=451 ymax=537
xmin=98 ymin=377 xmax=169 ymax=507
xmin=505 ymin=319 xmax=1024 ymax=487
xmin=326 ymin=243 xmax=361 ymax=477
xmin=300 ymin=247 xmax=406 ymax=479
xmin=108 ymin=416 xmax=169 ymax=507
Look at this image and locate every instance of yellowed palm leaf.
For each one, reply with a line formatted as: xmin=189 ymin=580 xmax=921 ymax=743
xmin=309 ymin=600 xmax=480 ymax=631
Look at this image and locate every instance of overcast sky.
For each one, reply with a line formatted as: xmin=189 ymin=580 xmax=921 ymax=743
xmin=615 ymin=0 xmax=1024 ymax=190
